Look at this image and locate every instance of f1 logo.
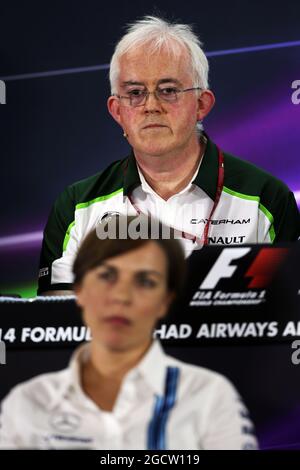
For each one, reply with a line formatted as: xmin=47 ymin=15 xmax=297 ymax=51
xmin=0 ymin=80 xmax=6 ymax=104
xmin=200 ymin=248 xmax=250 ymax=289
xmin=200 ymin=247 xmax=288 ymax=289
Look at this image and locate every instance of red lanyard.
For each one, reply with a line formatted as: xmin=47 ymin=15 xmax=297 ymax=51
xmin=202 ymin=146 xmax=224 ymax=245
xmin=127 ymin=146 xmax=224 ymax=246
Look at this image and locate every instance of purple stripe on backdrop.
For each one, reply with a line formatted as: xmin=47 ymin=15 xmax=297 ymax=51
xmin=212 ymin=95 xmax=300 ymax=188
xmin=0 ymin=188 xmax=299 ymax=250
xmin=1 ymin=40 xmax=300 ymax=82
xmin=206 ymin=40 xmax=300 ymax=57
xmin=0 ymin=231 xmax=43 ymax=248
xmin=0 ymin=64 xmax=110 ymax=82
xmin=258 ymin=405 xmax=300 ymax=450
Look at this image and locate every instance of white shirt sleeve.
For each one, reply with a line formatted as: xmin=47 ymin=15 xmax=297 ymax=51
xmin=0 ymin=392 xmax=23 ymax=449
xmin=201 ymin=376 xmax=259 ymax=450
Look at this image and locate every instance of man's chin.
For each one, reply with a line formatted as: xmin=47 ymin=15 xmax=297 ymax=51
xmin=134 ymin=141 xmax=174 ymax=157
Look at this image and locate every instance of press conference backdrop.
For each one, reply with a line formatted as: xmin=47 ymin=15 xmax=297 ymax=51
xmin=1 ymin=244 xmax=300 ymax=449
xmin=0 ymin=1 xmax=300 ymax=296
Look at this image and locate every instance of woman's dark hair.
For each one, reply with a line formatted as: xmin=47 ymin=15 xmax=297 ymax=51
xmin=73 ymin=215 xmax=186 ymax=295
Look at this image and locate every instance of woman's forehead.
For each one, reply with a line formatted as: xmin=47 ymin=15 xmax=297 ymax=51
xmin=100 ymin=242 xmax=168 ymax=272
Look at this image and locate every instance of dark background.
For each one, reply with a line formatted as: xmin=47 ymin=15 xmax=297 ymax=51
xmin=0 ymin=1 xmax=300 ymax=450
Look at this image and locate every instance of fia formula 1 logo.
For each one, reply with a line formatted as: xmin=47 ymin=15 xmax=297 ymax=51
xmin=199 ymin=247 xmax=288 ymax=289
xmin=190 ymin=247 xmax=289 ymax=307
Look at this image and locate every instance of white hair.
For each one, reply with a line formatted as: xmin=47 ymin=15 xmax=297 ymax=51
xmin=109 ymin=16 xmax=209 ymax=95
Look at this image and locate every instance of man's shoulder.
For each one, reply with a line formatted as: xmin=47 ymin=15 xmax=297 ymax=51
xmin=223 ymin=151 xmax=289 ymax=197
xmin=59 ymin=157 xmax=128 ymax=207
xmin=69 ymin=158 xmax=127 ymax=197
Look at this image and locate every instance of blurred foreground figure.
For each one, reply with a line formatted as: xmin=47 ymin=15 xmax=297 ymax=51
xmin=2 ymin=217 xmax=258 ymax=449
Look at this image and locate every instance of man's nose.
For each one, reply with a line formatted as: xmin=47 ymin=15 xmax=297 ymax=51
xmin=144 ymin=91 xmax=163 ymax=113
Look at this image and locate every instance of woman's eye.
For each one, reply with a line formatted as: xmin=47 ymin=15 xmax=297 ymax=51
xmin=97 ymin=271 xmax=115 ymax=282
xmin=137 ymin=278 xmax=157 ymax=288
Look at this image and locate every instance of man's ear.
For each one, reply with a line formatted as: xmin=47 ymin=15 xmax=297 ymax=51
xmin=107 ymin=95 xmax=122 ymax=126
xmin=196 ymin=89 xmax=215 ymax=121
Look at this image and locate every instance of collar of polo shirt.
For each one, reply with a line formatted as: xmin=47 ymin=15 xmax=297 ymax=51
xmin=123 ymin=132 xmax=220 ymax=202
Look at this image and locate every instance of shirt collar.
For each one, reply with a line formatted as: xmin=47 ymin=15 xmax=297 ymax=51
xmin=136 ymin=157 xmax=203 ymax=197
xmin=129 ymin=340 xmax=170 ymax=396
xmin=46 ymin=343 xmax=90 ymax=411
xmin=123 ymin=133 xmax=220 ymax=201
xmin=47 ymin=340 xmax=170 ymax=410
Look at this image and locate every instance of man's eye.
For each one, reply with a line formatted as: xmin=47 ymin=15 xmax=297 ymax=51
xmin=128 ymin=89 xmax=145 ymax=97
xmin=159 ymin=87 xmax=178 ymax=95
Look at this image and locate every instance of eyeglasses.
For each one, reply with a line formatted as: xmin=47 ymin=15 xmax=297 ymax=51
xmin=113 ymin=86 xmax=202 ymax=107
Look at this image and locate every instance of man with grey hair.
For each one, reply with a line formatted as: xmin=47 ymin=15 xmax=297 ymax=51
xmin=38 ymin=16 xmax=300 ymax=295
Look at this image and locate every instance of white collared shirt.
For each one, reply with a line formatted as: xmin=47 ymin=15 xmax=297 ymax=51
xmin=132 ymin=156 xmax=213 ymax=257
xmin=0 ymin=341 xmax=258 ymax=450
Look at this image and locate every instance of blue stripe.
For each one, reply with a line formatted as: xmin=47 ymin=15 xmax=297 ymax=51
xmin=147 ymin=396 xmax=164 ymax=450
xmin=147 ymin=366 xmax=179 ymax=450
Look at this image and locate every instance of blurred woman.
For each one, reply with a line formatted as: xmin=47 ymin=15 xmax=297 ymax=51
xmin=0 ymin=216 xmax=257 ymax=449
